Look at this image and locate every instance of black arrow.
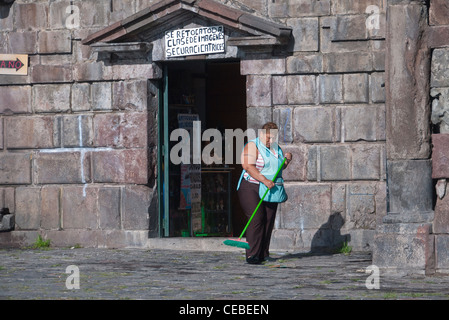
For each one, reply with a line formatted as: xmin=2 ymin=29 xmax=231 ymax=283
xmin=0 ymin=58 xmax=25 ymax=71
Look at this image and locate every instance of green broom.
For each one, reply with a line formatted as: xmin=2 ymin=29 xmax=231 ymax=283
xmin=223 ymin=157 xmax=286 ymax=250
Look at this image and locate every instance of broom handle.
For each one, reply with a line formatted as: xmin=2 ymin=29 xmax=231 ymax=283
xmin=238 ymin=157 xmax=286 ymax=240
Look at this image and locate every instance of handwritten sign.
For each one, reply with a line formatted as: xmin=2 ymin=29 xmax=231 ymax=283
xmin=0 ymin=54 xmax=28 ymax=76
xmin=165 ymin=26 xmax=225 ymax=58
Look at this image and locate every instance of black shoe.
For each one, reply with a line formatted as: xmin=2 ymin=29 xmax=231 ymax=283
xmin=263 ymin=256 xmax=277 ymax=262
xmin=246 ymin=256 xmax=261 ymax=265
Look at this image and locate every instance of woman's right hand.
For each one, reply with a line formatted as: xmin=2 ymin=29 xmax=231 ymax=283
xmin=262 ymin=178 xmax=275 ymax=189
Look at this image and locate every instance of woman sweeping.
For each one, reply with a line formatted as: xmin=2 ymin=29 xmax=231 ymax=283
xmin=236 ymin=122 xmax=292 ymax=264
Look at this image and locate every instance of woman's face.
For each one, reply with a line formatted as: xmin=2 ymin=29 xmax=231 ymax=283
xmin=260 ymin=129 xmax=277 ymax=148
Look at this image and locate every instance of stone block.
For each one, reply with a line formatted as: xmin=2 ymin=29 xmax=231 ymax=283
xmin=431 ymin=48 xmax=449 ymax=88
xmin=15 ymin=187 xmax=40 ymax=230
xmin=272 ymin=76 xmax=287 ymax=105
xmin=5 ymin=116 xmax=58 ymax=149
xmin=432 ymin=134 xmax=449 ymax=179
xmin=122 ymin=186 xmax=152 ymax=230
xmin=286 ymin=54 xmax=323 ymax=74
xmin=0 ymin=86 xmax=32 ymax=114
xmin=111 ymin=63 xmax=162 ymax=81
xmin=319 ymin=74 xmax=342 ymax=104
xmin=98 ymin=187 xmax=121 ymax=230
xmin=332 ymin=0 xmax=385 ymax=15
xmin=320 ymin=146 xmax=351 ymax=181
xmin=294 ymin=107 xmax=333 ymax=142
xmin=373 ymin=223 xmax=434 ymax=274
xmin=31 ymin=65 xmax=73 ymax=83
xmin=0 ymin=213 xmax=14 ymax=232
xmin=431 ymin=88 xmax=449 ymax=133
xmin=0 ymin=118 xmax=3 ymax=150
xmin=40 ymin=186 xmax=60 ymax=230
xmin=320 ymin=18 xmax=370 ymax=54
xmin=370 ymin=72 xmax=386 ymax=103
xmin=280 ymin=184 xmax=331 ymax=229
xmin=246 ymin=75 xmax=271 ymax=107
xmin=331 ymin=15 xmax=367 ymax=41
xmin=38 ymin=30 xmax=72 ymax=54
xmin=433 ymin=195 xmax=449 ymax=234
xmin=71 ymin=83 xmax=91 ymax=112
xmin=351 ymin=145 xmax=381 ymax=180
xmin=0 ymin=5 xmax=13 ymax=31
xmin=112 ymin=80 xmax=148 ymax=111
xmin=34 ymin=151 xmax=91 ymax=184
xmin=343 ymin=73 xmax=369 ymax=103
xmin=76 ymin=0 xmax=110 ymax=28
xmin=387 ymin=160 xmax=433 ymax=214
xmin=435 ymin=235 xmax=449 ymax=272
xmin=307 ymin=145 xmax=318 ymax=181
xmin=269 ymin=0 xmax=330 ymax=18
xmin=286 ymin=18 xmax=319 ymax=52
xmin=287 ymin=75 xmax=317 ymax=105
xmin=8 ymin=31 xmax=38 ymax=54
xmin=73 ymin=62 xmax=110 ymax=82
xmin=270 ymin=229 xmax=297 ymax=251
xmin=92 ymin=149 xmax=148 ymax=184
xmin=33 ymin=84 xmax=71 ymax=113
xmin=240 ymin=57 xmax=285 ymax=75
xmin=93 ymin=112 xmax=147 ymax=148
xmin=91 ymin=82 xmax=112 ymax=111
xmin=430 ymin=0 xmax=449 ymax=26
xmin=273 ymin=107 xmax=293 ymax=143
xmin=340 ymin=105 xmax=379 ymax=142
xmin=324 ymin=52 xmax=372 ymax=73
xmin=49 ymin=0 xmax=72 ymax=29
xmin=346 ymin=184 xmax=376 ymax=229
xmin=280 ymin=144 xmax=307 ymax=181
xmin=0 ymin=153 xmax=32 ymax=184
xmin=62 ymin=115 xmax=93 ymax=148
xmin=62 ymin=186 xmax=99 ymax=230
xmin=246 ymin=107 xmax=272 ymax=132
xmin=14 ymin=2 xmax=48 ymax=30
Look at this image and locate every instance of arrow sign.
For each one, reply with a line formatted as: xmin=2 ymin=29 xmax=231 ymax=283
xmin=0 ymin=58 xmax=24 ymax=71
xmin=0 ymin=54 xmax=28 ymax=76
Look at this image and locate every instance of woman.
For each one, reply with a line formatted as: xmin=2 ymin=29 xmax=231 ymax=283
xmin=237 ymin=122 xmax=292 ymax=264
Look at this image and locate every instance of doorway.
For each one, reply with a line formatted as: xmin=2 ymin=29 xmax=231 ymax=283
xmin=159 ymin=60 xmax=247 ymax=238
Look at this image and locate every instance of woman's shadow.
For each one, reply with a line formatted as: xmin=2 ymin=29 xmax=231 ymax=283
xmin=281 ymin=212 xmax=351 ymax=259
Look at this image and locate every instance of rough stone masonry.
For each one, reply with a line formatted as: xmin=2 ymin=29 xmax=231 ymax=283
xmin=0 ymin=0 xmax=447 ymax=275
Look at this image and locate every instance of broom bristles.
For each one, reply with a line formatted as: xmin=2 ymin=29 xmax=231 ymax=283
xmin=223 ymin=239 xmax=250 ymax=250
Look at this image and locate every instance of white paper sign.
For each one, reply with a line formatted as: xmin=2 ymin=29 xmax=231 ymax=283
xmin=165 ymin=26 xmax=225 ymax=58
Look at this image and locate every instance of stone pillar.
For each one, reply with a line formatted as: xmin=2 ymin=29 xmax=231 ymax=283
xmin=373 ymin=0 xmax=435 ymax=274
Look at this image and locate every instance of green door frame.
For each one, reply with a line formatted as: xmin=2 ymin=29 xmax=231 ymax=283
xmin=158 ymin=64 xmax=170 ymax=237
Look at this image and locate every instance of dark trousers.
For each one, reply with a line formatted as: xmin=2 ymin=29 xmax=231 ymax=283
xmin=238 ymin=179 xmax=278 ymax=260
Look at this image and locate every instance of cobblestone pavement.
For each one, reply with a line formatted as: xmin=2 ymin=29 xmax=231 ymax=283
xmin=1 ymin=247 xmax=449 ymax=301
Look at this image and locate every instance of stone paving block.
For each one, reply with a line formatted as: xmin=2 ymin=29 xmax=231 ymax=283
xmin=5 ymin=116 xmax=58 ymax=149
xmin=33 ymin=84 xmax=71 ymax=113
xmin=287 ymin=75 xmax=317 ymax=105
xmin=431 ymin=48 xmax=449 ymax=88
xmin=246 ymin=75 xmax=271 ymax=107
xmin=0 ymin=153 xmax=32 ymax=184
xmin=34 ymin=151 xmax=91 ymax=184
xmin=0 ymin=86 xmax=32 ymax=114
xmin=294 ymin=107 xmax=333 ymax=142
xmin=432 ymin=134 xmax=449 ymax=179
xmin=343 ymin=73 xmax=369 ymax=103
xmin=319 ymin=74 xmax=342 ymax=104
xmin=286 ymin=17 xmax=319 ymax=52
xmin=92 ymin=149 xmax=148 ymax=184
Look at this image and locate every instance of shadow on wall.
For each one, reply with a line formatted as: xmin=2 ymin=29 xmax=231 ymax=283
xmin=309 ymin=212 xmax=350 ymax=254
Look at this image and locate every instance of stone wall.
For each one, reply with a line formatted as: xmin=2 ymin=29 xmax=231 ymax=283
xmin=0 ymin=0 xmax=389 ymax=250
xmin=0 ymin=0 xmax=161 ymax=247
xmin=430 ymin=0 xmax=449 ymax=274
